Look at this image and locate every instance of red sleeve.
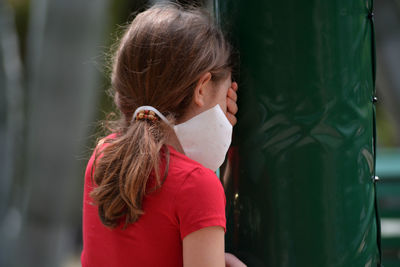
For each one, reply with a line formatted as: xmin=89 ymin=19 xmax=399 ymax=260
xmin=175 ymin=167 xmax=226 ymax=240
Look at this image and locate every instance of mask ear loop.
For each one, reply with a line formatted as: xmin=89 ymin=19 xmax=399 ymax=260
xmin=132 ymin=106 xmax=173 ymax=127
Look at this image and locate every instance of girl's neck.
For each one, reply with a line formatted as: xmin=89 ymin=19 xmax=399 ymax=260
xmin=165 ymin=127 xmax=185 ymax=154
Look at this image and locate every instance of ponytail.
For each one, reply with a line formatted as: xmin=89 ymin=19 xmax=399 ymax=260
xmin=90 ymin=119 xmax=170 ymax=228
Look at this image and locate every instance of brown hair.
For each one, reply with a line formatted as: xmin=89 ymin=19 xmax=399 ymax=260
xmin=90 ymin=2 xmax=234 ymax=228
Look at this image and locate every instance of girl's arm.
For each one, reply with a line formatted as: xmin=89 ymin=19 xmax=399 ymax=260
xmin=183 ymin=226 xmax=225 ymax=267
xmin=182 ymin=226 xmax=247 ymax=267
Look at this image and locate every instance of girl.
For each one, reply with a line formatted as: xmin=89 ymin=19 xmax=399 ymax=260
xmin=81 ymin=2 xmax=244 ymax=266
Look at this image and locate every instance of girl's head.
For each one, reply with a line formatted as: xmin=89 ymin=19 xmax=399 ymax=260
xmin=91 ymin=2 xmax=235 ymax=228
xmin=112 ymin=2 xmax=234 ymax=126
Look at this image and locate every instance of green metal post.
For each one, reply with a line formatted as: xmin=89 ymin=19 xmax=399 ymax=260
xmin=219 ymin=1 xmax=381 ymax=266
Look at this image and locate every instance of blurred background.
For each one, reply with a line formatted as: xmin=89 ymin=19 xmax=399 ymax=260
xmin=0 ymin=0 xmax=399 ymax=266
xmin=374 ymin=1 xmax=400 ymax=266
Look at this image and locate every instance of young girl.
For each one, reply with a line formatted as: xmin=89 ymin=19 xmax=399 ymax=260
xmin=81 ymin=3 xmax=244 ymax=266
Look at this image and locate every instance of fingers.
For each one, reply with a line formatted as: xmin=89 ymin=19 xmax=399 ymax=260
xmin=226 ymin=111 xmax=237 ymax=126
xmin=231 ymin=81 xmax=238 ymax=92
xmin=227 ymin=97 xmax=238 ymax=115
xmin=227 ymin=88 xmax=237 ymax=102
xmin=226 ymin=81 xmax=239 ymax=126
xmin=227 ymin=82 xmax=238 ymax=114
xmin=225 ymin=252 xmax=247 ymax=267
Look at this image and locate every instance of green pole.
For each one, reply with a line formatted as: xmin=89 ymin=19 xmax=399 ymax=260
xmin=219 ymin=0 xmax=381 ymax=266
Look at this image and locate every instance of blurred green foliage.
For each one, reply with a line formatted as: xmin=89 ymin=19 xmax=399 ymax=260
xmin=377 ymin=103 xmax=399 ymax=147
xmin=6 ymin=0 xmax=29 ymax=63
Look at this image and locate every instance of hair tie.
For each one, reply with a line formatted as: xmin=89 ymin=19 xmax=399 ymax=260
xmin=135 ymin=109 xmax=158 ymax=122
xmin=132 ymin=106 xmax=172 ymax=126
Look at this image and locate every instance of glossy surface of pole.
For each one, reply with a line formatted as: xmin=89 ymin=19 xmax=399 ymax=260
xmin=219 ymin=0 xmax=381 ymax=266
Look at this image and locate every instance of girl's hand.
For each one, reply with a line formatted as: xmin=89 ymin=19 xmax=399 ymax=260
xmin=226 ymin=82 xmax=239 ymax=126
xmin=225 ymin=252 xmax=247 ymax=267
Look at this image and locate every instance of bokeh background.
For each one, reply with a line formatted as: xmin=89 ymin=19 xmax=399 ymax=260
xmin=0 ymin=0 xmax=399 ymax=266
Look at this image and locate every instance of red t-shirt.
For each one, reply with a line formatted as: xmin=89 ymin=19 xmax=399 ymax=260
xmin=81 ymin=134 xmax=226 ymax=267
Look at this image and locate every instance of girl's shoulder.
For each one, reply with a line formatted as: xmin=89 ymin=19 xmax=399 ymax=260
xmin=92 ymin=136 xmax=221 ymax=190
xmin=166 ymin=144 xmax=224 ymax=196
xmin=167 ymin=146 xmax=226 ymax=240
xmin=166 ymin=144 xmax=218 ymax=180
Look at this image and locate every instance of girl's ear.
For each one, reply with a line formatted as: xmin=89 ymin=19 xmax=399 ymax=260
xmin=193 ymin=72 xmax=212 ymax=107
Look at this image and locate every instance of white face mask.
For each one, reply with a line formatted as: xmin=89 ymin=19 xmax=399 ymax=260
xmin=173 ymin=104 xmax=233 ymax=171
xmin=132 ymin=104 xmax=233 ymax=171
